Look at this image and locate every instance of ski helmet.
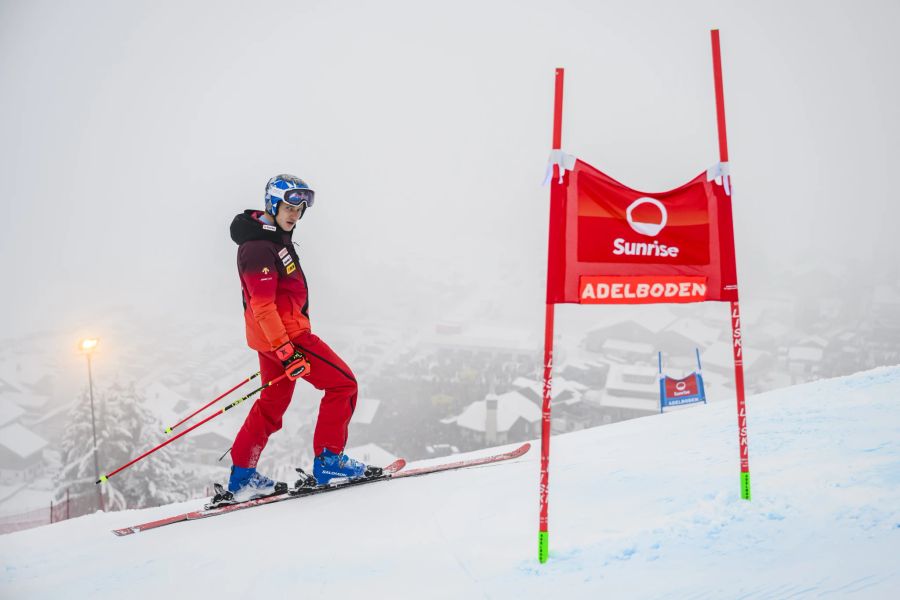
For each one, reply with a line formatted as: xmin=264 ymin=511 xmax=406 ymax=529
xmin=265 ymin=174 xmax=315 ymax=217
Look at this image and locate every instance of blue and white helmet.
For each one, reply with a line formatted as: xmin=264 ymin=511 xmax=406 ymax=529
xmin=264 ymin=174 xmax=315 ymax=217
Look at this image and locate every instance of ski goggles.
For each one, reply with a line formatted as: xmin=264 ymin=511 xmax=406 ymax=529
xmin=270 ymin=186 xmax=315 ymax=208
xmin=283 ymin=188 xmax=315 ymax=208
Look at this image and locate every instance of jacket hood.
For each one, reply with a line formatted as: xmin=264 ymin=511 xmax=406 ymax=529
xmin=230 ymin=210 xmax=294 ymax=246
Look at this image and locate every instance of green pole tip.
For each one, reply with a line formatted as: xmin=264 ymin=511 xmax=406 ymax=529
xmin=538 ymin=531 xmax=549 ymax=564
xmin=97 ymin=475 xmax=108 ymax=484
xmin=164 ymin=427 xmax=172 ymax=434
xmin=740 ymin=471 xmax=752 ymax=501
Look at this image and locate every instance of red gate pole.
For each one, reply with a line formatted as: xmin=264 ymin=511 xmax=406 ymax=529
xmin=711 ymin=29 xmax=752 ymax=501
xmin=539 ymin=67 xmax=565 ymax=563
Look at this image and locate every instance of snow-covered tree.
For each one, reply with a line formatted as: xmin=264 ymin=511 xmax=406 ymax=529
xmin=56 ymin=387 xmax=110 ymax=515
xmin=56 ymin=382 xmax=193 ymax=512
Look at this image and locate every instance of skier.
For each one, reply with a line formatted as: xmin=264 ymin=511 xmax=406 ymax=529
xmin=226 ymin=174 xmax=379 ymax=502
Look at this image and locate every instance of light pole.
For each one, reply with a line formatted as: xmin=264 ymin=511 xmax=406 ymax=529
xmin=79 ymin=338 xmax=104 ymax=512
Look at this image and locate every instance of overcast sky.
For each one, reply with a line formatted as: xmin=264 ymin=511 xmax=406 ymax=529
xmin=1 ymin=0 xmax=898 ymax=344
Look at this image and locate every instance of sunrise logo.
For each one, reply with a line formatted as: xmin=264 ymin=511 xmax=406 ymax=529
xmin=626 ymin=197 xmax=667 ymax=237
xmin=612 ymin=197 xmax=679 ymax=258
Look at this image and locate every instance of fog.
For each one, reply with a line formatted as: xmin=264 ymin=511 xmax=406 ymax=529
xmin=0 ymin=0 xmax=897 ymax=341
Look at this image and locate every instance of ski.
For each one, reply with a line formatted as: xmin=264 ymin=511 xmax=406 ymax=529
xmin=111 ymin=459 xmax=405 ymax=537
xmin=392 ymin=442 xmax=530 ymax=479
xmin=112 ymin=443 xmax=530 ymax=537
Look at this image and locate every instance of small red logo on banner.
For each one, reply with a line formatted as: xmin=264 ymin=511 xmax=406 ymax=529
xmin=579 ymin=276 xmax=708 ymax=304
xmin=665 ymin=375 xmax=700 ymax=398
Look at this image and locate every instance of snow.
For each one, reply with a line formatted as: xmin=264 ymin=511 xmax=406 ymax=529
xmin=0 ymin=423 xmax=48 ymax=459
xmin=2 ymin=366 xmax=900 ymax=598
xmin=446 ymin=390 xmax=541 ymax=433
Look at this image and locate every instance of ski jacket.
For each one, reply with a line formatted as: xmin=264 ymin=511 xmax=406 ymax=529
xmin=230 ymin=210 xmax=311 ymax=353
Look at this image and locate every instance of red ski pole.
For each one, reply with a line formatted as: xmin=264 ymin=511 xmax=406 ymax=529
xmin=97 ymin=373 xmax=286 ymax=484
xmin=163 ymin=371 xmax=261 ymax=434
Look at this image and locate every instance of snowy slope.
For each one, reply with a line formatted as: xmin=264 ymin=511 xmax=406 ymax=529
xmin=2 ymin=366 xmax=899 ymax=599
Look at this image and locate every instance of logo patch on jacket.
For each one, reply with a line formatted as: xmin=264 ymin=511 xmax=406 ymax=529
xmin=279 ymin=247 xmax=297 ymax=274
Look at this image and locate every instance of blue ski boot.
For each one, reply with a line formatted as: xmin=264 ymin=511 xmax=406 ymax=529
xmin=227 ymin=465 xmax=281 ymax=503
xmin=313 ymin=449 xmax=381 ymax=485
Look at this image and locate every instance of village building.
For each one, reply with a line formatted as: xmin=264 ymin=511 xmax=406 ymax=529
xmin=0 ymin=423 xmax=49 ymax=484
xmin=442 ymin=390 xmax=541 ymax=449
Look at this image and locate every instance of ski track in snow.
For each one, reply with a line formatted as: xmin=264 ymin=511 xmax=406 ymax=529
xmin=2 ymin=366 xmax=899 ymax=599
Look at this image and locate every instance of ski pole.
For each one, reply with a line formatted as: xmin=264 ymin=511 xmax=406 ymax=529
xmin=97 ymin=373 xmax=287 ymax=484
xmin=163 ymin=371 xmax=261 ymax=434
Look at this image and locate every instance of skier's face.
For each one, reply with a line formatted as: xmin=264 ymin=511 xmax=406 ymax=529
xmin=276 ymin=203 xmax=302 ymax=231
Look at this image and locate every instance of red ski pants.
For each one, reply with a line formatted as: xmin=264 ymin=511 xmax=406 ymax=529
xmin=230 ymin=332 xmax=357 ymax=468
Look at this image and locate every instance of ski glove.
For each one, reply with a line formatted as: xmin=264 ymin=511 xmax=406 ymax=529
xmin=274 ymin=342 xmax=311 ymax=380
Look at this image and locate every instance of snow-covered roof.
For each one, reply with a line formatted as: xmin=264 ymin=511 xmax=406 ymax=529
xmin=30 ymin=398 xmax=77 ymax=426
xmin=445 ymin=391 xmax=541 ymax=433
xmin=0 ymin=377 xmax=21 ymax=395
xmin=344 ymin=443 xmax=398 ymax=467
xmin=758 ymin=321 xmax=791 ymax=341
xmin=738 ymin=297 xmax=793 ymax=324
xmin=352 ymin=398 xmax=381 ymax=425
xmin=0 ymin=389 xmax=49 ymax=410
xmin=604 ymin=364 xmax=659 ymax=398
xmin=512 ymin=377 xmax=586 ymax=400
xmin=141 ymin=381 xmax=195 ymax=425
xmin=703 ymin=342 xmax=767 ymax=371
xmin=788 ymin=347 xmax=824 ymax=362
xmin=663 ymin=318 xmax=722 ymax=347
xmin=0 ymin=398 xmax=25 ymax=428
xmin=798 ymin=336 xmax=829 ymax=349
xmin=598 ymin=393 xmax=659 ymax=412
xmin=0 ymin=423 xmax=48 ymax=459
xmin=558 ymin=357 xmax=606 ymax=371
xmin=602 ymin=339 xmax=654 ymax=356
xmin=627 ymin=308 xmax=678 ymax=334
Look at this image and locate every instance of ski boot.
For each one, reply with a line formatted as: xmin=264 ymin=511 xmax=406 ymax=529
xmin=313 ymin=449 xmax=383 ymax=486
xmin=217 ymin=466 xmax=287 ymax=504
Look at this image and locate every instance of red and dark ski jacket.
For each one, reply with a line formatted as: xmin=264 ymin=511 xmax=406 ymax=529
xmin=230 ymin=210 xmax=311 ymax=353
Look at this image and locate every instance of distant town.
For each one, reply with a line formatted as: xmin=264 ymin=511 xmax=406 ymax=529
xmin=1 ymin=274 xmax=898 ymax=531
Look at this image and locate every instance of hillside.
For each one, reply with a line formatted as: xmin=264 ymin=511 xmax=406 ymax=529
xmin=2 ymin=366 xmax=899 ymax=599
